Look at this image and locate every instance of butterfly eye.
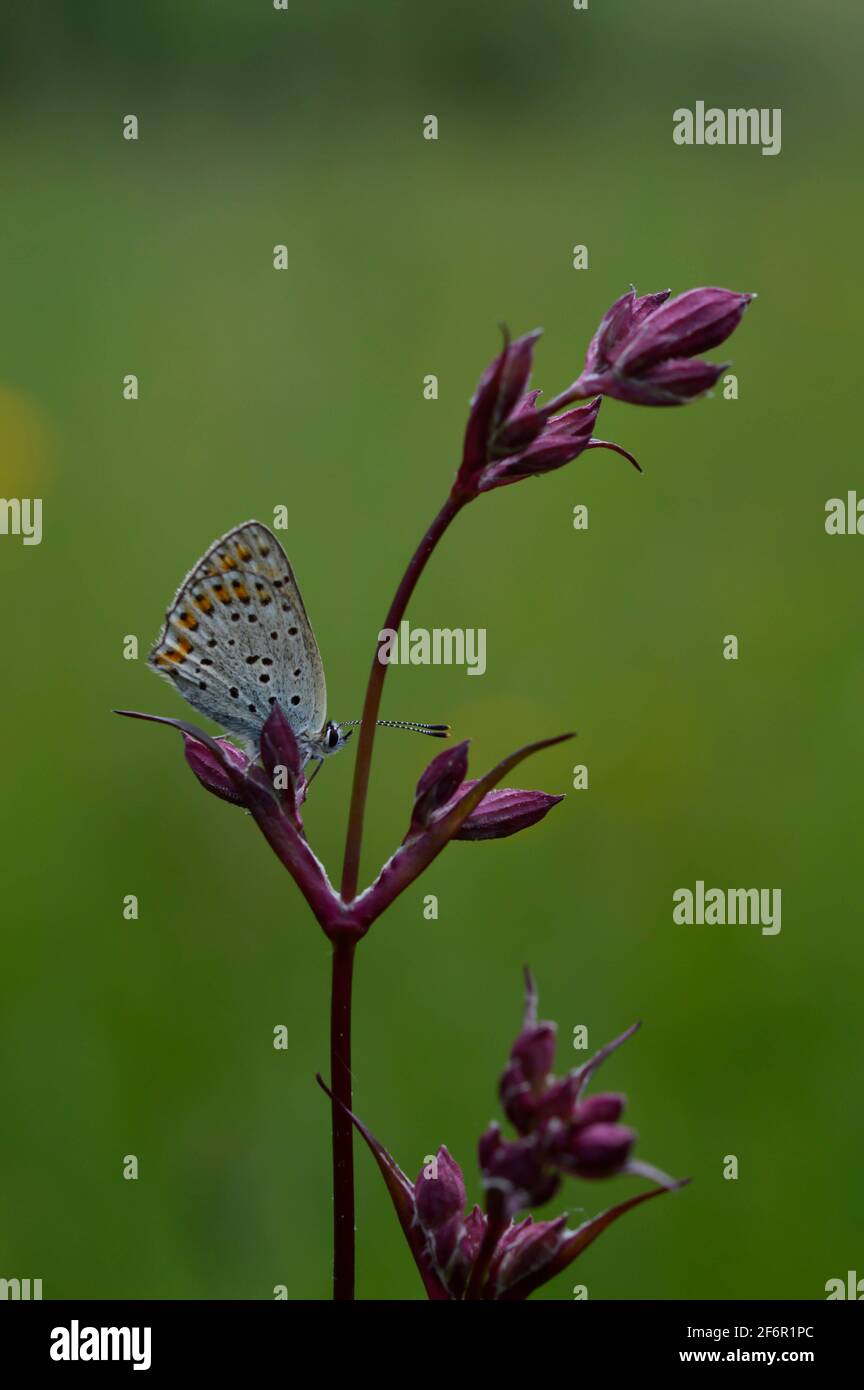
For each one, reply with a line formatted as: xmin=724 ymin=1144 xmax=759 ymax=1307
xmin=326 ymin=724 xmax=341 ymax=750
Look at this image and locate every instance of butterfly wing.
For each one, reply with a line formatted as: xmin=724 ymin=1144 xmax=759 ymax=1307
xmin=148 ymin=521 xmax=328 ymax=746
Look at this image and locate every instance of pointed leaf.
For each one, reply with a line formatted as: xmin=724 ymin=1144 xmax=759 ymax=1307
xmin=315 ymin=1075 xmax=451 ymax=1300
xmin=572 ymin=1020 xmax=641 ymax=1099
xmin=499 ymin=1179 xmax=690 ymax=1300
xmin=359 ymin=732 xmax=573 ymax=925
xmin=114 ymin=709 xmax=248 ymax=799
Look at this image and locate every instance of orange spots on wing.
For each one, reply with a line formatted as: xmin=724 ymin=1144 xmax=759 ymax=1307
xmin=177 ymin=610 xmax=198 ymax=630
xmin=213 ymin=583 xmax=231 ymax=603
xmin=194 ymin=593 xmax=213 ymax=614
xmin=219 ymin=552 xmax=237 ymax=571
xmin=158 ymin=645 xmax=188 ymax=666
xmin=236 ymin=543 xmax=252 ymax=561
xmin=231 ymin=580 xmax=251 ymax=603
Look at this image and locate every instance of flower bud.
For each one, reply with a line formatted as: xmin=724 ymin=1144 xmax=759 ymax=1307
xmin=499 ymin=1059 xmax=535 ymax=1135
xmin=410 ymin=742 xmax=470 ymax=834
xmin=459 ymin=329 xmax=542 ymax=485
xmin=455 ymin=332 xmax=639 ymax=499
xmin=490 ymin=1215 xmax=568 ymax=1296
xmin=601 ymin=356 xmax=727 ymax=405
xmin=182 ymin=734 xmax=248 ymax=805
xmin=479 ymin=398 xmax=639 ymax=489
xmin=451 ymin=784 xmax=564 ymax=840
xmin=615 ymin=287 xmax=753 ymax=374
xmin=479 ymin=1128 xmax=560 ymax=1212
xmin=533 ymin=1073 xmax=581 ymax=1125
xmin=414 ymin=1146 xmax=466 ymax=1233
xmin=572 ymin=1093 xmax=625 ymax=1126
xmin=477 ymin=1121 xmax=503 ymax=1172
xmin=587 ymin=288 xmax=672 ymax=367
xmin=259 ymin=702 xmax=302 ymax=785
xmin=573 ymin=285 xmax=754 ymax=407
xmin=511 ymin=1021 xmax=557 ymax=1085
xmin=555 ymin=1121 xmax=636 ymax=1178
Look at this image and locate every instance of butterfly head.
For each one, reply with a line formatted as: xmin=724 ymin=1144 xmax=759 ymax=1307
xmin=323 ymin=719 xmax=353 ymax=757
xmin=296 ymin=721 xmax=352 ymax=779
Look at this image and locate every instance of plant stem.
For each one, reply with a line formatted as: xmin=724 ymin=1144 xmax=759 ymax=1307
xmin=340 ymin=491 xmax=465 ymax=902
xmin=331 ymin=939 xmax=356 ymax=1300
xmin=332 ymin=488 xmax=465 ymax=1297
xmin=465 ymin=1194 xmax=507 ymax=1300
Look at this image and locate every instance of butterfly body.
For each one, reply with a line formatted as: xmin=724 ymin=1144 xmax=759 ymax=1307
xmin=149 ymin=521 xmax=348 ymax=765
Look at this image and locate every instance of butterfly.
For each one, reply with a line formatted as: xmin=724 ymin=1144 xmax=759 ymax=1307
xmin=148 ymin=521 xmax=447 ymax=775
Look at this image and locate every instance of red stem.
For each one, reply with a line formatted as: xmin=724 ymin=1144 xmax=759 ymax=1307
xmin=330 ymin=489 xmax=466 ymax=1299
xmin=339 ymin=491 xmax=466 ymax=902
xmin=331 ymin=939 xmax=356 ymax=1300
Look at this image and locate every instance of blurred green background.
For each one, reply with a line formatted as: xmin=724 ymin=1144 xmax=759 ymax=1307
xmin=1 ymin=0 xmax=860 ymax=1301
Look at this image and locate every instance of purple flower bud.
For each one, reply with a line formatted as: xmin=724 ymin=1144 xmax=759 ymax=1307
xmin=602 ymin=356 xmax=727 ymax=406
xmin=412 ymin=1151 xmax=483 ymax=1298
xmin=555 ymin=1121 xmax=636 ymax=1178
xmin=460 ymin=329 xmax=543 ymax=484
xmin=182 ymin=734 xmax=249 ymax=805
xmin=259 ymin=702 xmax=302 ymax=786
xmin=426 ymin=1213 xmax=460 ymax=1265
xmin=414 ymin=1146 xmax=466 ymax=1233
xmin=493 ymin=388 xmax=545 ymax=453
xmin=455 ymin=333 xmax=640 ymax=499
xmin=498 ymin=970 xmax=556 ymax=1132
xmin=536 ymin=1084 xmax=626 ymax=1132
xmin=585 ymin=288 xmax=672 ymax=371
xmin=499 ymin=1058 xmax=536 ymax=1135
xmin=616 ymin=287 xmax=753 ymax=373
xmin=511 ymin=1021 xmax=557 ymax=1086
xmin=478 ymin=397 xmax=640 ymax=490
xmin=533 ymin=1073 xmax=581 ymax=1125
xmin=572 ymin=1093 xmax=626 ymax=1127
xmin=573 ymin=285 xmax=754 ymax=407
xmin=477 ymin=1121 xmax=504 ymax=1176
xmin=410 ymin=742 xmax=470 ymax=834
xmin=255 ymin=703 xmax=308 ymax=824
xmin=439 ymin=781 xmax=564 ymax=841
xmin=463 ymin=1203 xmax=486 ymax=1261
xmin=479 ymin=1127 xmax=560 ymax=1213
xmin=491 ymin=396 xmax=598 ymax=475
xmin=423 ymin=1212 xmax=483 ymax=1298
xmin=489 ymin=1215 xmax=568 ymax=1296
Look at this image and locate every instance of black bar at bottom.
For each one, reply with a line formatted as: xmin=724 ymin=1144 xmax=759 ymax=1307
xmin=1 ymin=1299 xmax=857 ymax=1374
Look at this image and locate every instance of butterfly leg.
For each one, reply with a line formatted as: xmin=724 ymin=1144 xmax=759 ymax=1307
xmin=305 ymin=757 xmax=324 ymax=787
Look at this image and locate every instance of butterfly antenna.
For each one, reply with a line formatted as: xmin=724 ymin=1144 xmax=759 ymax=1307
xmin=339 ymin=718 xmax=450 ymax=739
